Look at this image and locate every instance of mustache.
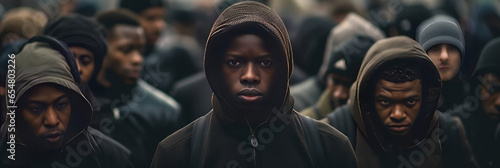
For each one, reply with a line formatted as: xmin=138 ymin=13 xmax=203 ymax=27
xmin=237 ymin=89 xmax=262 ymax=96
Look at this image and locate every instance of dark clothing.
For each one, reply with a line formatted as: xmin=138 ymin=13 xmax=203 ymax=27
xmin=152 ymin=110 xmax=357 ymax=168
xmin=325 ymin=36 xmax=476 ymax=168
xmin=0 ymin=40 xmax=133 ymax=167
xmin=92 ymin=80 xmax=180 ymax=168
xmin=449 ymin=37 xmax=500 ymax=168
xmin=143 ymin=44 xmax=201 ymax=93
xmin=152 ymin=1 xmax=357 ymax=167
xmin=171 ymin=72 xmax=213 ymax=127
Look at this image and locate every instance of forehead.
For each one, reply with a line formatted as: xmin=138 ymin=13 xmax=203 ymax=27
xmin=22 ymin=84 xmax=67 ymax=101
xmin=110 ymin=25 xmax=144 ymax=40
xmin=375 ymin=79 xmax=422 ymax=95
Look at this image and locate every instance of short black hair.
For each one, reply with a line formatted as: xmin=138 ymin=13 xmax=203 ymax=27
xmin=95 ymin=9 xmax=140 ymax=32
xmin=376 ymin=62 xmax=422 ymax=83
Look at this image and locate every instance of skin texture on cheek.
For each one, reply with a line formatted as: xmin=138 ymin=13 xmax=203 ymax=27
xmin=427 ymin=44 xmax=461 ymax=81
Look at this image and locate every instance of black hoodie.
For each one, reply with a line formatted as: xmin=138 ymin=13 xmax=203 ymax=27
xmin=0 ymin=40 xmax=133 ymax=167
xmin=151 ymin=2 xmax=358 ymax=168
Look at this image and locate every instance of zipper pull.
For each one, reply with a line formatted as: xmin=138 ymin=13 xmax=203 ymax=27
xmin=250 ymin=135 xmax=258 ymax=148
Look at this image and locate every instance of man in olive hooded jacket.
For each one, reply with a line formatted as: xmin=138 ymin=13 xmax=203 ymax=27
xmin=151 ymin=1 xmax=358 ymax=168
xmin=0 ymin=36 xmax=134 ymax=167
xmin=324 ymin=36 xmax=476 ymax=168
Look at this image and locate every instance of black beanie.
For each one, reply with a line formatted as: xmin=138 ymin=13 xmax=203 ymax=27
xmin=119 ymin=0 xmax=165 ymax=14
xmin=416 ymin=15 xmax=465 ymax=63
xmin=473 ymin=37 xmax=500 ymax=78
xmin=323 ymin=35 xmax=375 ymax=83
xmin=44 ymin=14 xmax=107 ymax=84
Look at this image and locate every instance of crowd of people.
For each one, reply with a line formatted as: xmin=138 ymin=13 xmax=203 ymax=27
xmin=0 ymin=0 xmax=499 ymax=167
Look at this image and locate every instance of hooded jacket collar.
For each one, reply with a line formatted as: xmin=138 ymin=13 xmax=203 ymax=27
xmin=350 ymin=36 xmax=442 ymax=152
xmin=204 ymin=1 xmax=294 ymax=128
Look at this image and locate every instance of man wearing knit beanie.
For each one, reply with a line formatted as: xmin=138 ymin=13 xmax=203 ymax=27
xmin=44 ymin=14 xmax=107 ymax=85
xmin=120 ymin=0 xmax=166 ymax=56
xmin=417 ymin=15 xmax=468 ymax=113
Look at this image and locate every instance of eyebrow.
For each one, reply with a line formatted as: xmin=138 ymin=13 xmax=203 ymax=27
xmin=25 ymin=95 xmax=69 ymax=105
xmin=375 ymin=95 xmax=420 ymax=100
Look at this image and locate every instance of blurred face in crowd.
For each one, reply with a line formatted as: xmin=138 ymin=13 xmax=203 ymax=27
xmin=70 ymin=47 xmax=95 ymax=84
xmin=479 ymin=73 xmax=500 ymax=122
xmin=374 ymin=79 xmax=422 ymax=136
xmin=139 ymin=7 xmax=166 ymax=46
xmin=105 ymin=24 xmax=145 ymax=85
xmin=427 ymin=43 xmax=461 ymax=81
xmin=327 ymin=73 xmax=351 ymax=107
xmin=18 ymin=84 xmax=72 ymax=151
xmin=222 ymin=34 xmax=276 ymax=112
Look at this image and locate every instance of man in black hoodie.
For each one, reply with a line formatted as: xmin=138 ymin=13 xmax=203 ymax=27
xmin=151 ymin=1 xmax=358 ymax=168
xmin=93 ymin=9 xmax=180 ymax=168
xmin=449 ymin=37 xmax=500 ymax=168
xmin=0 ymin=36 xmax=133 ymax=167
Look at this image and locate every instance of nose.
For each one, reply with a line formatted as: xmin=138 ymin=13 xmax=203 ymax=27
xmin=43 ymin=107 xmax=60 ymax=127
xmin=390 ymin=104 xmax=407 ymax=122
xmin=155 ymin=19 xmax=166 ymax=32
xmin=130 ymin=51 xmax=144 ymax=67
xmin=333 ymin=85 xmax=349 ymax=100
xmin=75 ymin=59 xmax=82 ymax=75
xmin=241 ymin=63 xmax=260 ymax=85
xmin=439 ymin=45 xmax=449 ymax=62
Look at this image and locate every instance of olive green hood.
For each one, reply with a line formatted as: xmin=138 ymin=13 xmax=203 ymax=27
xmin=350 ymin=36 xmax=441 ymax=152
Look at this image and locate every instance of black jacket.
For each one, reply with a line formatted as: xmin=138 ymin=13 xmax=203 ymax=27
xmin=92 ymin=79 xmax=180 ymax=168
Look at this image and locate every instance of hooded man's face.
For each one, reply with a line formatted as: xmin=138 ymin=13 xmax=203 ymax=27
xmin=70 ymin=46 xmax=95 ymax=84
xmin=427 ymin=43 xmax=461 ymax=81
xmin=479 ymin=73 xmax=500 ymax=122
xmin=374 ymin=79 xmax=422 ymax=136
xmin=221 ymin=34 xmax=276 ymax=112
xmin=18 ymin=84 xmax=71 ymax=151
xmin=105 ymin=25 xmax=145 ymax=85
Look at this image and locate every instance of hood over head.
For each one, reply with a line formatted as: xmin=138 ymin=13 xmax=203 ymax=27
xmin=204 ymin=1 xmax=293 ymax=123
xmin=319 ymin=13 xmax=385 ymax=84
xmin=350 ymin=36 xmax=441 ymax=152
xmin=4 ymin=39 xmax=93 ymax=147
xmin=321 ymin=35 xmax=375 ymax=83
xmin=473 ymin=37 xmax=500 ymax=80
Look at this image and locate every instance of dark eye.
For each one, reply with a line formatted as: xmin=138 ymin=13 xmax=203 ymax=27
xmin=56 ymin=101 xmax=69 ymax=110
xmin=119 ymin=45 xmax=133 ymax=54
xmin=258 ymin=60 xmax=273 ymax=67
xmin=226 ymin=60 xmax=241 ymax=67
xmin=26 ymin=105 xmax=43 ymax=114
xmin=406 ymin=99 xmax=417 ymax=106
xmin=79 ymin=55 xmax=93 ymax=66
xmin=379 ymin=100 xmax=390 ymax=106
xmin=429 ymin=46 xmax=440 ymax=53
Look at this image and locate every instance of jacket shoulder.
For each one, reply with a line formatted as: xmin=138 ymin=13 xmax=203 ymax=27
xmin=437 ymin=112 xmax=478 ymax=168
xmin=151 ymin=120 xmax=194 ymax=168
xmin=316 ymin=120 xmax=358 ymax=167
xmin=87 ymin=127 xmax=135 ymax=167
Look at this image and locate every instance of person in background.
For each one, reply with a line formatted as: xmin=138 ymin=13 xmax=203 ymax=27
xmin=417 ymin=15 xmax=468 ymax=113
xmin=151 ymin=2 xmax=358 ymax=167
xmin=449 ymin=37 xmax=500 ymax=168
xmin=44 ymin=14 xmax=107 ymax=87
xmin=291 ymin=8 xmax=384 ymax=111
xmin=94 ymin=9 xmax=180 ymax=168
xmin=0 ymin=36 xmax=134 ymax=167
xmin=300 ymin=35 xmax=374 ymax=119
xmin=120 ymin=0 xmax=167 ymax=57
xmin=324 ymin=36 xmax=476 ymax=168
